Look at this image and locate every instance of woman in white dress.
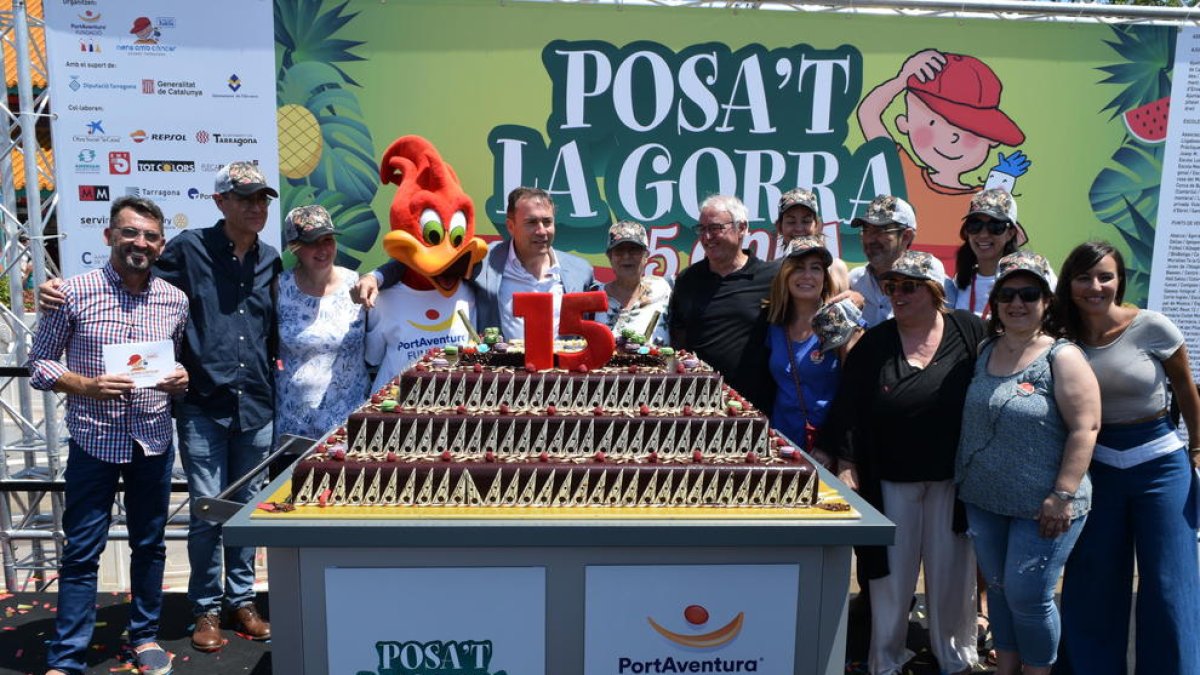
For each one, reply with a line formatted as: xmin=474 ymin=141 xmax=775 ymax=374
xmin=275 ymin=205 xmax=369 ymax=440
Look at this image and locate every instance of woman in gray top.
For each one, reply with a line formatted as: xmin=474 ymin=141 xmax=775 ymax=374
xmin=957 ymin=252 xmax=1100 ymax=675
xmin=1055 ymin=241 xmax=1200 ymax=675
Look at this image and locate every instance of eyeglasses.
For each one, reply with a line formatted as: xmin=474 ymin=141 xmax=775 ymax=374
xmin=995 ymin=286 xmax=1043 ymax=303
xmin=860 ymin=225 xmax=905 ymax=238
xmin=881 ymin=279 xmax=923 ymax=296
xmin=963 ymin=218 xmax=1011 ymax=236
xmin=692 ymin=221 xmax=736 ymax=236
xmin=227 ymin=193 xmax=273 ymax=208
xmin=115 ymin=226 xmax=162 ymax=243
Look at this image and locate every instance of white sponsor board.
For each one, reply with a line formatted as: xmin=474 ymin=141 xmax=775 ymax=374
xmin=42 ymin=0 xmax=280 ymax=279
xmin=325 ymin=566 xmax=546 ymax=675
xmin=585 ymin=564 xmax=799 ymax=675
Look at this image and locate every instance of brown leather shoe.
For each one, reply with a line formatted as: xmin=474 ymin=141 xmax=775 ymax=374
xmin=191 ymin=612 xmax=223 ymax=652
xmin=231 ymin=604 xmax=271 ymax=641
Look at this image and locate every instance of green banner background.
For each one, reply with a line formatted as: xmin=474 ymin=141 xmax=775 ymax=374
xmin=274 ymin=0 xmax=1168 ymax=304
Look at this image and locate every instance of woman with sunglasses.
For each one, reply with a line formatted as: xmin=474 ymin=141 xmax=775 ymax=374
xmin=1054 ymin=241 xmax=1200 ymax=674
xmin=956 ymin=252 xmax=1100 ymax=675
xmin=827 ymin=250 xmax=985 ymax=675
xmin=950 ymin=189 xmax=1051 ymax=318
xmin=764 ymin=236 xmax=861 ymax=468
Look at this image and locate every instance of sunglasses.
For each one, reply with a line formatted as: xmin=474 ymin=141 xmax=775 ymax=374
xmin=963 ymin=218 xmax=1011 ymax=236
xmin=881 ymin=279 xmax=923 ymax=296
xmin=996 ymin=286 xmax=1043 ymax=303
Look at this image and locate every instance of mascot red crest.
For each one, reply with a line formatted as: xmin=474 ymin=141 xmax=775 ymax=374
xmin=379 ymin=135 xmax=488 ymax=297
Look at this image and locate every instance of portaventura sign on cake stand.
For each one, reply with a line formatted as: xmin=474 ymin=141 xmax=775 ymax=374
xmin=220 ymin=294 xmax=893 ymax=675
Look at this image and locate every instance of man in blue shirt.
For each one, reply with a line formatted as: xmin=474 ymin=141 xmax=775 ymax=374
xmin=156 ymin=162 xmax=281 ymax=651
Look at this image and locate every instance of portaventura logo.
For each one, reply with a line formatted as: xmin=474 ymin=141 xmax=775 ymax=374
xmin=619 ymin=606 xmax=759 ymax=673
xmin=355 ymin=639 xmax=509 ymax=675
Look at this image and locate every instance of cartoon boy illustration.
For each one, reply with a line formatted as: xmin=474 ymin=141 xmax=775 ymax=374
xmin=858 ymin=50 xmax=1028 ymax=267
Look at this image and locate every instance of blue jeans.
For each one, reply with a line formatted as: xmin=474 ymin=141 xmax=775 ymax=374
xmin=177 ymin=403 xmax=272 ymax=616
xmin=48 ymin=440 xmax=172 ymax=675
xmin=965 ymin=503 xmax=1084 ymax=668
xmin=1058 ymin=418 xmax=1200 ymax=674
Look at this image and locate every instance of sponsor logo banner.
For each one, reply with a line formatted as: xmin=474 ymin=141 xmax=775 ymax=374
xmin=585 ymin=565 xmax=799 ymax=675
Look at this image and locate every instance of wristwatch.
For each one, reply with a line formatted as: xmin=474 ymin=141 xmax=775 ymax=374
xmin=1051 ymin=490 xmax=1076 ymax=502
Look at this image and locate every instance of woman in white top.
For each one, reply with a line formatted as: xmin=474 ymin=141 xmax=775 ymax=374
xmin=275 ymin=205 xmax=369 ymax=440
xmin=592 ymin=221 xmax=671 ymax=345
xmin=951 ymin=189 xmax=1049 ymax=318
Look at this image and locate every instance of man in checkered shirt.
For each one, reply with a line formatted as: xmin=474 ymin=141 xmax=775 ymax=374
xmin=28 ymin=196 xmax=188 ymax=675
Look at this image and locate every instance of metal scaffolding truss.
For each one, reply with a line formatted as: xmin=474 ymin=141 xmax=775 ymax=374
xmin=543 ymin=0 xmax=1200 ymax=26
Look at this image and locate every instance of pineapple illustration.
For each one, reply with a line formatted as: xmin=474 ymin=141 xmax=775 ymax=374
xmin=275 ymin=0 xmax=380 ymax=269
xmin=1088 ymin=25 xmax=1175 ymax=307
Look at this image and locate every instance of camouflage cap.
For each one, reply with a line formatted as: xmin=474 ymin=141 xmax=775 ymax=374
xmin=964 ymin=188 xmax=1028 ymax=246
xmin=213 ymin=161 xmax=278 ymax=198
xmin=812 ymin=298 xmax=865 ymax=353
xmin=882 ymin=249 xmax=938 ymax=281
xmin=284 ymin=205 xmax=337 ymax=244
xmin=606 ymin=220 xmax=648 ymax=251
xmin=783 ymin=235 xmax=833 ymax=268
xmin=851 ymin=195 xmax=917 ymax=231
xmin=777 ymin=188 xmax=819 ymax=222
xmin=995 ymin=250 xmax=1053 ymax=291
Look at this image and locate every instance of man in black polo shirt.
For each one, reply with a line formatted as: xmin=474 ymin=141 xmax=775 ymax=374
xmin=668 ymin=194 xmax=779 ymax=412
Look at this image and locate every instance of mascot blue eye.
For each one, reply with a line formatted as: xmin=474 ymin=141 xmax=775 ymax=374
xmin=422 ymin=220 xmax=445 ymax=245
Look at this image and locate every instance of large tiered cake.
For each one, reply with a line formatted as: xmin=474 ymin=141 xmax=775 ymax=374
xmin=282 ymin=344 xmax=835 ymax=514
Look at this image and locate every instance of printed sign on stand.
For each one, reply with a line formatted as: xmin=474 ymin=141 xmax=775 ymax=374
xmin=325 ymin=567 xmax=546 ymax=675
xmin=585 ymin=564 xmax=800 ymax=674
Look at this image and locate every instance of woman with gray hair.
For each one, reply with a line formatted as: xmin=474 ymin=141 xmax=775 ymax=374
xmin=593 ymin=220 xmax=671 ymax=345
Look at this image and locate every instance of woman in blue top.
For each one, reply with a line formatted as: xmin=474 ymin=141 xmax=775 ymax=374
xmin=957 ymin=252 xmax=1100 ymax=675
xmin=764 ymin=236 xmax=860 ymax=468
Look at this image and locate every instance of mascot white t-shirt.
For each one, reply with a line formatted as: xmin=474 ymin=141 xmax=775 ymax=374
xmin=365 ymin=283 xmax=474 ymax=393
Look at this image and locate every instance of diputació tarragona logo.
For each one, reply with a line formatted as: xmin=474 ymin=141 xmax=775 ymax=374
xmin=355 ymin=639 xmax=508 ymax=675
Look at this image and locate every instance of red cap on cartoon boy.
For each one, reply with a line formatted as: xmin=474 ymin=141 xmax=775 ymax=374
xmin=907 ymin=54 xmax=1024 ymax=147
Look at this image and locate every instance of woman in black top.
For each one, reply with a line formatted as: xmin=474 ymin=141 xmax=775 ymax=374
xmin=824 ymin=250 xmax=985 ymax=675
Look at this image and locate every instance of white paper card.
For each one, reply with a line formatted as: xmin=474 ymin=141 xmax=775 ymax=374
xmin=103 ymin=340 xmax=174 ymax=388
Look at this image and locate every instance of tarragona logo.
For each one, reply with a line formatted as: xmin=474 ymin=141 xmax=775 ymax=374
xmin=647 ymin=604 xmax=744 ymax=648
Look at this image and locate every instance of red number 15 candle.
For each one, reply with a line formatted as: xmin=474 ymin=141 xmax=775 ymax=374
xmin=511 ymin=291 xmax=616 ymax=371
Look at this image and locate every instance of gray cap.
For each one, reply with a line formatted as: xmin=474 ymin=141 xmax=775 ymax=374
xmin=777 ymin=188 xmax=820 ymax=222
xmin=284 ymin=205 xmax=337 ymax=244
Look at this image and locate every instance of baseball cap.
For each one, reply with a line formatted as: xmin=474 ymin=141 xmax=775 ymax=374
xmin=906 ymin=54 xmax=1024 ymax=147
xmin=284 ymin=205 xmax=337 ymax=245
xmin=606 ymin=220 xmax=648 ymax=252
xmin=851 ymin=195 xmax=918 ymax=231
xmin=812 ymin=298 xmax=865 ymax=353
xmin=214 ymin=161 xmax=279 ymax=198
xmin=777 ymin=188 xmax=820 ymax=222
xmin=963 ymin=188 xmax=1029 ymax=247
xmin=783 ymin=235 xmax=833 ymax=268
xmin=995 ymin=251 xmax=1054 ymax=292
xmin=881 ymin=250 xmax=938 ymax=281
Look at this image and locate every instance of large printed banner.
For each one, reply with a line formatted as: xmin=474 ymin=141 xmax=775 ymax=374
xmin=279 ymin=0 xmax=1172 ymax=310
xmin=43 ymin=0 xmax=279 ymax=279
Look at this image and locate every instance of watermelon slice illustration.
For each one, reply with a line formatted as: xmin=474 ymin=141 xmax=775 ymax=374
xmin=1124 ymin=96 xmax=1170 ymax=144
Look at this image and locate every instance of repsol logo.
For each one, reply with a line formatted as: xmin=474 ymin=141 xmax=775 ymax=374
xmin=137 ymin=160 xmax=195 ymax=173
xmin=150 ymin=133 xmax=186 ymax=142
